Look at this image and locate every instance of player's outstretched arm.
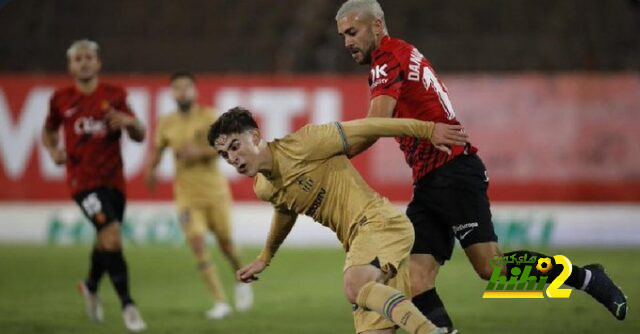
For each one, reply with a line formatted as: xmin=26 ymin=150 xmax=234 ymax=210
xmin=347 ymin=95 xmax=397 ymax=158
xmin=237 ymin=208 xmax=298 ymax=283
xmin=339 ymin=117 xmax=469 ymax=156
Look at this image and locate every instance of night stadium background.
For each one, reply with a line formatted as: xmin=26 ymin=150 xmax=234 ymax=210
xmin=0 ymin=1 xmax=638 ymax=333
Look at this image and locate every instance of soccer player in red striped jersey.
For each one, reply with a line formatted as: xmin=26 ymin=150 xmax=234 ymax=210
xmin=336 ymin=0 xmax=627 ymax=330
xmin=42 ymin=40 xmax=147 ymax=332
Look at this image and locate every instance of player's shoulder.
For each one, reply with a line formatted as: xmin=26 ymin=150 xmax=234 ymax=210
xmin=157 ymin=111 xmax=177 ymax=124
xmin=196 ymin=105 xmax=219 ymax=121
xmin=98 ymin=82 xmax=127 ymax=96
xmin=51 ymin=85 xmax=76 ymax=102
xmin=373 ymin=36 xmax=415 ymax=64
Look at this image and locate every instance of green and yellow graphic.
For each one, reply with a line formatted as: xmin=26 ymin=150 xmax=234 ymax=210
xmin=483 ymin=254 xmax=573 ymax=299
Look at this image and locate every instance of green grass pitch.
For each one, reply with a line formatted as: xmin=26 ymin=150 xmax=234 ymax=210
xmin=0 ymin=245 xmax=637 ymax=333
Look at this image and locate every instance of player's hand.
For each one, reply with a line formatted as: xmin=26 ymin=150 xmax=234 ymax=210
xmin=105 ymin=109 xmax=136 ymax=130
xmin=430 ymin=123 xmax=469 ymax=155
xmin=48 ymin=147 xmax=67 ymax=165
xmin=236 ymin=260 xmax=267 ymax=283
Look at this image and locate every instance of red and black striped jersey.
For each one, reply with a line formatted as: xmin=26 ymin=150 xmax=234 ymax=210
xmin=45 ymin=82 xmax=135 ymax=195
xmin=368 ymin=36 xmax=477 ymax=183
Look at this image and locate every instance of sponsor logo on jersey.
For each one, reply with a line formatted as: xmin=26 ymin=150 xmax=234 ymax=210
xmin=370 ymin=64 xmax=389 ymax=89
xmin=74 ymin=116 xmax=107 ymax=136
xmin=305 ymin=187 xmax=326 ymax=217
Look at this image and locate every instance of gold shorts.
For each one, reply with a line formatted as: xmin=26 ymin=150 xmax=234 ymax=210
xmin=178 ymin=198 xmax=232 ymax=243
xmin=345 ymin=215 xmax=415 ymax=333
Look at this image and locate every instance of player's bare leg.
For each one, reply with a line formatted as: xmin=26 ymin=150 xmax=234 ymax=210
xmin=409 ymin=254 xmax=440 ymax=295
xmin=212 ymin=229 xmax=253 ymax=312
xmin=463 ymin=242 xmax=504 ymax=279
xmin=97 ymin=223 xmax=146 ymax=332
xmin=217 ymin=238 xmax=242 ymax=271
xmin=344 ymin=264 xmax=444 ymax=334
xmin=465 ymin=241 xmax=628 ymax=320
xmin=187 ymin=234 xmax=231 ymax=319
xmin=409 ymin=254 xmax=455 ymax=332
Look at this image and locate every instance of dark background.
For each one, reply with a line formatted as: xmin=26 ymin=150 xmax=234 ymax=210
xmin=1 ymin=0 xmax=639 ymax=73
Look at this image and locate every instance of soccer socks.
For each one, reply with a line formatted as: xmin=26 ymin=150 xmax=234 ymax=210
xmin=196 ymin=250 xmax=228 ymax=303
xmin=356 ymin=281 xmax=437 ymax=334
xmin=86 ymin=248 xmax=106 ymax=293
xmin=504 ymin=250 xmax=588 ymax=289
xmin=102 ymin=250 xmax=134 ymax=307
xmin=412 ymin=288 xmax=453 ymax=329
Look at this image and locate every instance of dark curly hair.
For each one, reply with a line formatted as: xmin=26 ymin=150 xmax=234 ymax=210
xmin=208 ymin=106 xmax=259 ymax=147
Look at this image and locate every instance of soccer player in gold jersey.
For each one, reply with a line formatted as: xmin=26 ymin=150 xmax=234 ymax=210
xmin=144 ymin=72 xmax=252 ymax=319
xmin=208 ymin=107 xmax=468 ymax=334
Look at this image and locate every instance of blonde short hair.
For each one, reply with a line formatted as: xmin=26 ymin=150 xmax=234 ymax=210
xmin=335 ymin=0 xmax=385 ymax=21
xmin=66 ymin=39 xmax=100 ymax=58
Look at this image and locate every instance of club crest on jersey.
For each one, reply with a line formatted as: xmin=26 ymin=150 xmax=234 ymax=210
xmin=296 ymin=176 xmax=315 ymax=193
xmin=370 ymin=64 xmax=389 ymax=89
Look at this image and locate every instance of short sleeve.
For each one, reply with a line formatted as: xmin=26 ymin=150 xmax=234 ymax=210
xmin=278 ymin=123 xmax=348 ymax=161
xmin=112 ymin=87 xmax=135 ymax=117
xmin=369 ymin=51 xmax=404 ymax=100
xmin=44 ymin=93 xmax=62 ymax=130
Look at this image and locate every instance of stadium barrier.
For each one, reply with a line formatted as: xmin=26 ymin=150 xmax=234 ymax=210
xmin=1 ymin=203 xmax=639 ymax=247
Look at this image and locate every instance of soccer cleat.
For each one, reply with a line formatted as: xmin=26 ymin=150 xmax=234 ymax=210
xmin=76 ymin=282 xmax=104 ymax=322
xmin=205 ymin=302 xmax=232 ymax=319
xmin=583 ymin=264 xmax=628 ymax=320
xmin=235 ymin=282 xmax=254 ymax=312
xmin=122 ymin=304 xmax=147 ymax=332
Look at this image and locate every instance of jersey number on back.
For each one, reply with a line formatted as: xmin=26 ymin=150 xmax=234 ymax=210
xmin=422 ymin=67 xmax=456 ymax=120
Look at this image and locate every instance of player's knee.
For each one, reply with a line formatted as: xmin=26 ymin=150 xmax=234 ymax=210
xmin=409 ymin=255 xmax=438 ymax=295
xmin=188 ymin=235 xmax=206 ymax=255
xmin=343 ymin=266 xmax=379 ymax=304
xmin=344 ymin=279 xmax=365 ymax=304
xmin=97 ymin=223 xmax=122 ymax=251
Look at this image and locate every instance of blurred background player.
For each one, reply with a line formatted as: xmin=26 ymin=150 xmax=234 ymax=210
xmin=144 ymin=71 xmax=253 ymax=319
xmin=211 ymin=107 xmax=468 ymax=334
xmin=41 ymin=39 xmax=147 ymax=332
xmin=335 ymin=0 xmax=628 ymax=330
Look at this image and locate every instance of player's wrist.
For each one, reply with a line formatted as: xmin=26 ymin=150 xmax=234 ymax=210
xmin=257 ymin=252 xmax=272 ymax=266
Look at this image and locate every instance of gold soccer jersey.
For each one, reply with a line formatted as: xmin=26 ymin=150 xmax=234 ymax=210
xmin=254 ymin=118 xmax=435 ymax=264
xmin=154 ymin=106 xmax=231 ymax=208
xmin=253 ymin=118 xmax=435 ymax=333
